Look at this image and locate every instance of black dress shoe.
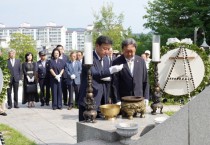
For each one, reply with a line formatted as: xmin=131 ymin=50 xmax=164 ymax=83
xmin=58 ymin=107 xmax=62 ymax=110
xmin=41 ymin=103 xmax=44 ymax=106
xmin=8 ymin=106 xmax=12 ymax=109
xmin=14 ymin=106 xmax=19 ymax=108
xmin=52 ymin=108 xmax=56 ymax=110
xmin=67 ymin=106 xmax=72 ymax=110
xmin=0 ymin=112 xmax=7 ymax=116
xmin=46 ymin=103 xmax=49 ymax=106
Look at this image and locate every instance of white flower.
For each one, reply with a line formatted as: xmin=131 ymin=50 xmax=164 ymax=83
xmin=181 ymin=38 xmax=193 ymax=45
xmin=166 ymin=38 xmax=180 ymax=45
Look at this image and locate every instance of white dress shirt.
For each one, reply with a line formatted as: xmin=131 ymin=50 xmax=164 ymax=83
xmin=125 ymin=57 xmax=134 ymax=76
xmin=10 ymin=58 xmax=15 ymax=67
xmin=41 ymin=60 xmax=46 ymax=68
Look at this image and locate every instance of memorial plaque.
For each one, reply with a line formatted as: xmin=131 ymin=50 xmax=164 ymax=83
xmin=0 ymin=68 xmax=3 ymax=94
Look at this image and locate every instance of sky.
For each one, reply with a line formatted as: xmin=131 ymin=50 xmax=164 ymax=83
xmin=0 ymin=0 xmax=151 ymax=33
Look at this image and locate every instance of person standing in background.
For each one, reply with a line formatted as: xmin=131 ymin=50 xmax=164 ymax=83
xmin=65 ymin=52 xmax=82 ymax=110
xmin=57 ymin=45 xmax=69 ymax=106
xmin=22 ymin=52 xmax=39 ymax=108
xmin=144 ymin=50 xmax=151 ymax=71
xmin=49 ymin=48 xmax=65 ymax=110
xmin=76 ymin=51 xmax=83 ymax=64
xmin=37 ymin=51 xmax=50 ymax=106
xmin=7 ymin=49 xmax=22 ymax=109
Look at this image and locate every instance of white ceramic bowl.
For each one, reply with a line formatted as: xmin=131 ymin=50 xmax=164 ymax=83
xmin=115 ymin=123 xmax=138 ymax=138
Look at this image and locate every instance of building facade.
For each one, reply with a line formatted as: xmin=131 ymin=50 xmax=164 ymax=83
xmin=66 ymin=28 xmax=86 ymax=51
xmin=0 ymin=23 xmax=87 ymax=52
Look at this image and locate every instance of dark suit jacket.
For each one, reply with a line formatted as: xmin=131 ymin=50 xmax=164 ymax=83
xmin=78 ymin=51 xmax=111 ymax=108
xmin=65 ymin=60 xmax=82 ymax=85
xmin=61 ymin=54 xmax=68 ymax=78
xmin=36 ymin=60 xmax=50 ymax=79
xmin=49 ymin=59 xmax=65 ymax=78
xmin=7 ymin=59 xmax=22 ymax=83
xmin=112 ymin=55 xmax=149 ymax=103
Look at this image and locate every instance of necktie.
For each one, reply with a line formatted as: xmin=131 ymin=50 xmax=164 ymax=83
xmin=128 ymin=60 xmax=132 ymax=71
xmin=99 ymin=59 xmax=103 ymax=68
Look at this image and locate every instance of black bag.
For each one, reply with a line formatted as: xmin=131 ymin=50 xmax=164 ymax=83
xmin=26 ymin=83 xmax=37 ymax=93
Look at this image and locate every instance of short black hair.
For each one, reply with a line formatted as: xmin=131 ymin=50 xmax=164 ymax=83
xmin=56 ymin=44 xmax=63 ymax=48
xmin=51 ymin=48 xmax=61 ymax=59
xmin=77 ymin=51 xmax=83 ymax=55
xmin=95 ymin=36 xmax=113 ymax=46
xmin=25 ymin=52 xmax=33 ymax=62
xmin=121 ymin=38 xmax=137 ymax=49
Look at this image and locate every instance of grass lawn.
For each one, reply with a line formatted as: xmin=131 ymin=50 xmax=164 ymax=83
xmin=0 ymin=124 xmax=36 ymax=145
xmin=164 ymin=111 xmax=176 ymax=116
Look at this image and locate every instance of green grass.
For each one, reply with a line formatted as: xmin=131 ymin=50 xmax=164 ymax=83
xmin=164 ymin=111 xmax=176 ymax=116
xmin=162 ymin=101 xmax=180 ymax=106
xmin=0 ymin=124 xmax=36 ymax=145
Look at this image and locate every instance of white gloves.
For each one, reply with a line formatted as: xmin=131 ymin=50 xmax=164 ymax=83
xmin=27 ymin=76 xmax=34 ymax=82
xmin=55 ymin=75 xmax=61 ymax=82
xmin=144 ymin=99 xmax=149 ymax=106
xmin=70 ymin=74 xmax=76 ymax=79
xmin=116 ymin=102 xmax=121 ymax=105
xmin=109 ymin=64 xmax=123 ymax=74
xmin=101 ymin=77 xmax=111 ymax=81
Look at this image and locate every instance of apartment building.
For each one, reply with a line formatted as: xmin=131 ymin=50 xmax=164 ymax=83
xmin=66 ymin=28 xmax=86 ymax=51
xmin=0 ymin=23 xmax=87 ymax=52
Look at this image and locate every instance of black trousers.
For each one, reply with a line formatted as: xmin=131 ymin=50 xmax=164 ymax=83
xmin=7 ymin=78 xmax=19 ymax=107
xmin=39 ymin=78 xmax=50 ymax=104
xmin=67 ymin=81 xmax=80 ymax=107
xmin=79 ymin=105 xmax=86 ymax=121
xmin=62 ymin=78 xmax=68 ymax=104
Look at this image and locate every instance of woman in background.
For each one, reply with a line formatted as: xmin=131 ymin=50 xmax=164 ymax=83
xmin=22 ymin=52 xmax=38 ymax=107
xmin=49 ymin=48 xmax=65 ymax=110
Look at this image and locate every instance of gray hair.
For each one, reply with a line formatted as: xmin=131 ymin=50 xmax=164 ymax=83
xmin=8 ymin=49 xmax=16 ymax=53
xmin=121 ymin=38 xmax=137 ymax=49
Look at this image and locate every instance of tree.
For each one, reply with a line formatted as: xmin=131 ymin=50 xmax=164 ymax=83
xmin=143 ymin=0 xmax=210 ymax=46
xmin=133 ymin=33 xmax=152 ymax=55
xmin=92 ymin=2 xmax=132 ymax=51
xmin=9 ymin=33 xmax=37 ymax=62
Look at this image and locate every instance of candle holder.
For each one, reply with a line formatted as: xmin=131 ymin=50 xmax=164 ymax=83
xmin=83 ymin=64 xmax=97 ymax=123
xmin=151 ymin=61 xmax=163 ymax=115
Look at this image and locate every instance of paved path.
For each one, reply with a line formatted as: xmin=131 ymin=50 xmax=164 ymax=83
xmin=0 ymin=85 xmax=181 ymax=145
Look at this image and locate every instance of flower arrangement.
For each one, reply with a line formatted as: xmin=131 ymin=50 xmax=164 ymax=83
xmin=149 ymin=38 xmax=210 ymax=101
xmin=0 ymin=51 xmax=10 ymax=103
xmin=166 ymin=38 xmax=193 ymax=45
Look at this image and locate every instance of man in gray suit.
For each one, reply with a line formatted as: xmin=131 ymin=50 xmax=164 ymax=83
xmin=7 ymin=49 xmax=22 ymax=109
xmin=112 ymin=38 xmax=150 ymax=106
xmin=65 ymin=52 xmax=82 ymax=110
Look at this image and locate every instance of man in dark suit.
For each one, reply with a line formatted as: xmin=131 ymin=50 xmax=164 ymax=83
xmin=112 ymin=38 xmax=150 ymax=106
xmin=7 ymin=49 xmax=22 ymax=109
xmin=57 ymin=45 xmax=68 ymax=106
xmin=78 ymin=35 xmax=123 ymax=121
xmin=37 ymin=51 xmax=50 ymax=106
xmin=65 ymin=52 xmax=82 ymax=110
